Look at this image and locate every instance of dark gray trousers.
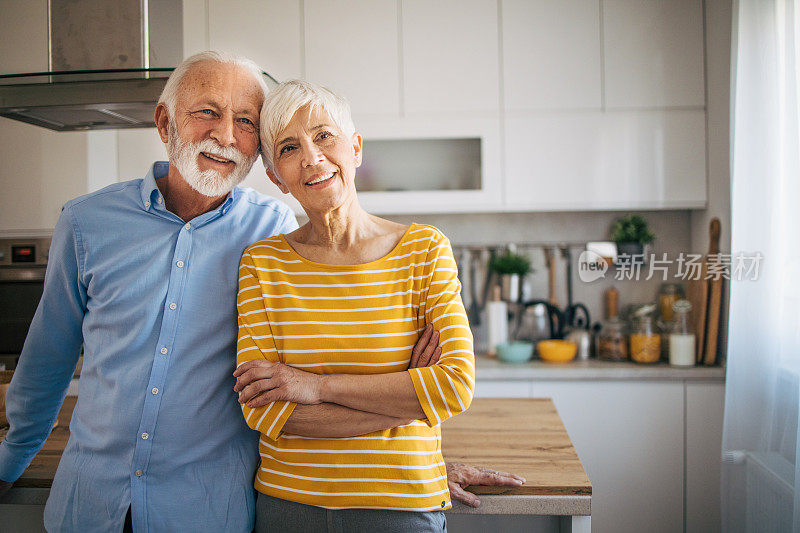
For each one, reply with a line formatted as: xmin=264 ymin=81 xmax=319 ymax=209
xmin=255 ymin=492 xmax=447 ymax=533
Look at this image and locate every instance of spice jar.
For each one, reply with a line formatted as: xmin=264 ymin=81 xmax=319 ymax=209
xmin=658 ymin=283 xmax=683 ymax=322
xmin=597 ymin=287 xmax=628 ymax=361
xmin=598 ymin=318 xmax=628 ymax=361
xmin=630 ymin=315 xmax=661 ymax=364
xmin=669 ymin=300 xmax=696 ymax=367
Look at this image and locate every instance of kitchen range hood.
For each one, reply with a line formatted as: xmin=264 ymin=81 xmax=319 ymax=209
xmin=0 ymin=0 xmax=276 ymax=132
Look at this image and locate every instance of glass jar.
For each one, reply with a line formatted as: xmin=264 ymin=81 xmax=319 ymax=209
xmin=597 ymin=317 xmax=628 ymax=361
xmin=658 ymin=283 xmax=683 ymax=322
xmin=630 ymin=315 xmax=661 ymax=364
xmin=669 ymin=300 xmax=696 ymax=366
xmin=659 ymin=319 xmax=674 ymax=361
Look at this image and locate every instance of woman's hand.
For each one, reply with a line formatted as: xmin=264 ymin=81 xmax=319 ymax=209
xmin=409 ymin=324 xmax=442 ymax=369
xmin=233 ymin=360 xmax=323 ymax=407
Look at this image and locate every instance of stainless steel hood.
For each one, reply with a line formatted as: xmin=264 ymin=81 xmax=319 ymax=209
xmin=0 ymin=0 xmax=274 ymax=132
xmin=0 ymin=68 xmax=173 ymax=131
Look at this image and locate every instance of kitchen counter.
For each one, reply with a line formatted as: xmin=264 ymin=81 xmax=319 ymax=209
xmin=476 ymin=353 xmax=726 ymax=381
xmin=443 ymin=398 xmax=591 ymax=530
xmin=2 ymin=398 xmax=591 ymax=531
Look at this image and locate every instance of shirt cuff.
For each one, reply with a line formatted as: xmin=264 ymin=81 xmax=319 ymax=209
xmin=0 ymin=440 xmax=33 ymax=483
xmin=408 ymin=368 xmax=440 ymax=428
xmin=261 ymin=401 xmax=297 ymax=441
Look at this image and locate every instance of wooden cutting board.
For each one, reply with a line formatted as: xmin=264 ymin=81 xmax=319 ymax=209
xmin=703 ymin=220 xmax=723 ymax=365
xmin=685 ymin=218 xmax=722 ymax=365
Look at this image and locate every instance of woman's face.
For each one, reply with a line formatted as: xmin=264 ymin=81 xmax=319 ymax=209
xmin=267 ymin=105 xmax=362 ymax=214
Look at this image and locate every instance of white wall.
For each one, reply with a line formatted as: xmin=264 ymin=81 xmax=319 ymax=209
xmin=0 ymin=118 xmax=88 ymax=231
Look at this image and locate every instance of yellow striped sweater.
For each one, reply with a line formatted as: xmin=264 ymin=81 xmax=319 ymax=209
xmin=236 ymin=223 xmax=475 ymax=511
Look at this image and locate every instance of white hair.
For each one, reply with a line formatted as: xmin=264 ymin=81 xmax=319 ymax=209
xmin=260 ymin=79 xmax=356 ymax=172
xmin=158 ymin=51 xmax=270 ymax=118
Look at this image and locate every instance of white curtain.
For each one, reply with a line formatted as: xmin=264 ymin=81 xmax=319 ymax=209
xmin=722 ymin=0 xmax=800 ymax=531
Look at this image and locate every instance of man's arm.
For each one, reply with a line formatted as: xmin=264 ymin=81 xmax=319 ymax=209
xmin=0 ymin=208 xmax=86 ymax=485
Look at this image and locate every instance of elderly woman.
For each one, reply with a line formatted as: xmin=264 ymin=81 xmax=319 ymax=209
xmin=233 ymin=79 xmax=475 ymax=532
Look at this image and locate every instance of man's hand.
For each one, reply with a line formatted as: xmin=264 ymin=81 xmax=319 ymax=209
xmin=409 ymin=324 xmax=442 ymax=369
xmin=0 ymin=480 xmax=12 ymax=500
xmin=234 ymin=361 xmax=323 ymax=407
xmin=445 ymin=462 xmax=526 ymax=508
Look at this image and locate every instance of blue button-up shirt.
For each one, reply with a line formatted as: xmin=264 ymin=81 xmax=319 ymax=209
xmin=0 ymin=162 xmax=298 ymax=532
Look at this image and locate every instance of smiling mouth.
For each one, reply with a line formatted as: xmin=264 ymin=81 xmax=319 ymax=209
xmin=201 ymin=152 xmax=234 ymax=164
xmin=306 ymin=172 xmax=336 ymax=186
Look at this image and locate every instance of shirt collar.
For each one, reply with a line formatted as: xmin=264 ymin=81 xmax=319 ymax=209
xmin=140 ymin=161 xmax=168 ymax=210
xmin=140 ymin=161 xmax=239 ymax=216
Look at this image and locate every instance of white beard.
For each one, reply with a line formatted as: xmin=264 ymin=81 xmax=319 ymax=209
xmin=166 ymin=122 xmax=258 ymax=197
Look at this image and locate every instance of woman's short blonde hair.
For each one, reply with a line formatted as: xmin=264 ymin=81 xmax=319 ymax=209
xmin=260 ymin=79 xmax=356 ymax=172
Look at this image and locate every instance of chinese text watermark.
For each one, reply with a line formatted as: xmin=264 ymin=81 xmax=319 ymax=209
xmin=577 ymin=251 xmax=763 ymax=283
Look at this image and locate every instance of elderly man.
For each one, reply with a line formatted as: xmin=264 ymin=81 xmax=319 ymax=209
xmin=0 ymin=51 xmax=521 ymax=531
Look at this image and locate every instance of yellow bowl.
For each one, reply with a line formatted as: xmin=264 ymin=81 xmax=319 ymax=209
xmin=537 ymin=340 xmax=578 ymax=363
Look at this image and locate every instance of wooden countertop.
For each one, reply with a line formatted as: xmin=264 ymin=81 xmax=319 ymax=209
xmin=10 ymin=397 xmax=592 ymax=500
xmin=442 ymin=398 xmax=591 ymax=497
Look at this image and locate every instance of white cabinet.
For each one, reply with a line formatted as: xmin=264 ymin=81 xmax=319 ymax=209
xmin=401 ymin=0 xmax=500 ymax=115
xmin=504 ymin=110 xmax=707 ymax=210
xmin=603 ymin=0 xmax=705 ymax=108
xmin=474 ymin=377 xmax=725 ymax=533
xmin=305 ymin=0 xmax=400 ymax=117
xmin=353 ymin=115 xmax=503 ymax=214
xmin=505 ymin=110 xmax=706 ymax=210
xmin=533 ymin=381 xmax=684 ymax=533
xmin=474 ymin=380 xmax=532 ymax=398
xmin=502 ymin=0 xmax=602 ymax=111
xmin=0 ymin=0 xmax=48 ymax=74
xmin=686 ymin=382 xmax=725 ymax=533
xmin=207 ymin=0 xmax=303 ymax=81
xmin=170 ymin=0 xmax=709 ymax=214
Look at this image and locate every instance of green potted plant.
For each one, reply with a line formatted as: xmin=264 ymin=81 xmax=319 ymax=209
xmin=610 ymin=214 xmax=655 ymax=261
xmin=489 ymin=249 xmax=532 ymax=302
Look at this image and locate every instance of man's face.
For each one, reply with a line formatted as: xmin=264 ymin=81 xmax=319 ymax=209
xmin=166 ymin=61 xmax=263 ymax=197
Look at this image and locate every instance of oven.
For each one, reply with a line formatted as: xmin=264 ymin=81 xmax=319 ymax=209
xmin=0 ymin=237 xmax=50 ymax=370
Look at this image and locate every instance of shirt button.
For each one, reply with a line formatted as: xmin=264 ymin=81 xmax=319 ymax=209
xmin=169 ymin=302 xmax=177 ymax=310
xmin=184 ymin=223 xmax=191 ymax=230
xmin=160 ymin=347 xmax=168 ymax=355
xmin=141 ymin=432 xmax=149 ymax=440
xmin=135 ymin=469 xmax=143 ymax=477
xmin=176 ymin=260 xmax=184 ymax=268
xmin=151 ymin=387 xmax=159 ymax=395
xmin=157 ymin=196 xmax=163 ymax=204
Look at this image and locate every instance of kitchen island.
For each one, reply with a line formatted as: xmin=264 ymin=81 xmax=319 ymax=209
xmin=1 ymin=397 xmax=591 ymax=532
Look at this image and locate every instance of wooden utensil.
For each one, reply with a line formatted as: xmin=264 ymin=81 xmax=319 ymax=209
xmin=685 ymin=218 xmax=722 ymax=364
xmin=685 ymin=269 xmax=708 ymax=363
xmin=704 ymin=219 xmax=723 ymax=365
xmin=544 ymin=247 xmax=558 ymax=308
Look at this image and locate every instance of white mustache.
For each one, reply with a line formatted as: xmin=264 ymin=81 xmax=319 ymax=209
xmin=194 ymin=139 xmax=246 ymax=165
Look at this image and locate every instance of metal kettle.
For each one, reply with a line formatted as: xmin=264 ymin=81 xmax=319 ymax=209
xmin=514 ymin=300 xmax=564 ymax=342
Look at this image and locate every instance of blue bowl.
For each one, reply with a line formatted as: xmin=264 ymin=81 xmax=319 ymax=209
xmin=496 ymin=342 xmax=534 ymax=363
